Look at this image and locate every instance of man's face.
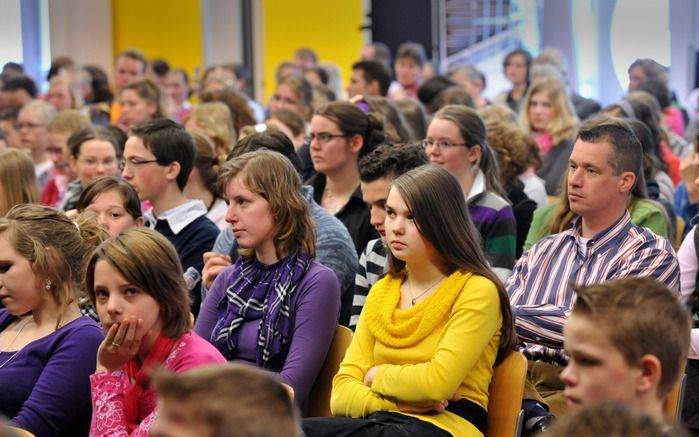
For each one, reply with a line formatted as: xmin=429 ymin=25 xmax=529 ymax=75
xmin=115 ymin=56 xmax=145 ymax=91
xmin=150 ymin=399 xmax=211 ymax=437
xmin=361 ymin=177 xmax=392 ymax=242
xmin=17 ymin=107 xmax=49 ymax=154
xmin=166 ymin=72 xmax=189 ymax=105
xmin=567 ymin=139 xmax=630 ymax=222
xmin=347 ymin=69 xmax=373 ymax=98
xmin=628 ymin=66 xmax=647 ymax=92
xmin=121 ymin=135 xmax=168 ymax=202
xmin=561 ymin=314 xmax=643 ymax=411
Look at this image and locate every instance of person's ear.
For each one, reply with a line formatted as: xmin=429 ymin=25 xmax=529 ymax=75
xmin=635 ymin=354 xmax=662 ymax=397
xmin=164 ymin=161 xmax=181 ymax=183
xmin=68 ymin=154 xmax=78 ymax=172
xmin=618 ymin=171 xmax=636 ymax=193
xmin=135 ymin=216 xmax=145 ymax=227
xmin=468 ymin=144 xmax=482 ymax=165
xmin=349 ymin=134 xmax=364 ymax=154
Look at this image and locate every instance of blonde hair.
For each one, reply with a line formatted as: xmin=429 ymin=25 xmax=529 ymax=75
xmin=47 ymin=76 xmax=84 ymax=110
xmin=218 ymin=150 xmax=315 ymax=259
xmin=187 ymin=102 xmax=236 ymax=159
xmin=0 ymin=149 xmax=39 ymax=216
xmin=0 ymin=204 xmax=107 ymax=324
xmin=520 ymin=78 xmax=578 ymax=145
xmin=46 ymin=109 xmax=90 ymax=134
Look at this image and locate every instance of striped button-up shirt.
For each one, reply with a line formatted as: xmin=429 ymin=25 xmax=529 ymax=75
xmin=506 ymin=211 xmax=679 ymax=364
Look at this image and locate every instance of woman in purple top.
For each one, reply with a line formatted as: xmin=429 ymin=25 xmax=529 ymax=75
xmin=0 ymin=204 xmax=106 ymax=437
xmin=195 ymin=150 xmax=341 ymax=413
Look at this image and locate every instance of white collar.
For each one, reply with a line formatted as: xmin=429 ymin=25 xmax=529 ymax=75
xmin=34 ymin=160 xmax=54 ymax=176
xmin=144 ymin=199 xmax=208 ymax=234
xmin=466 ymin=169 xmax=485 ymax=200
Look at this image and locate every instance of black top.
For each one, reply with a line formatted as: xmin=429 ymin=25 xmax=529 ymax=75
xmin=306 ymin=173 xmax=379 ymax=256
xmin=507 ymin=180 xmax=537 ymax=259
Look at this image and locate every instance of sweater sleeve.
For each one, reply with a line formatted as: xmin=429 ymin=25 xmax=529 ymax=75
xmin=89 ymin=371 xmax=152 ymax=437
xmin=276 ymin=265 xmax=341 ymax=407
xmin=369 ymin=277 xmax=501 ymax=403
xmin=330 ymin=312 xmax=397 ymax=417
xmin=523 ymin=205 xmax=555 ymax=252
xmin=11 ymin=323 xmax=103 ymax=437
xmin=193 ymin=266 xmax=231 ymax=341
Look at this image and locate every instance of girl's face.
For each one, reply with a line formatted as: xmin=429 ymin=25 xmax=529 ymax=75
xmin=504 ymin=53 xmax=528 ymax=85
xmin=85 ymin=189 xmax=142 ymax=236
xmin=71 ymin=139 xmax=120 ymax=187
xmin=224 ymin=175 xmax=277 ymax=263
xmin=309 ymin=115 xmax=358 ymax=175
xmin=120 ymin=89 xmax=157 ymax=132
xmin=384 ymin=187 xmax=434 ymax=265
xmin=528 ymin=92 xmax=555 ymax=132
xmin=0 ymin=233 xmax=44 ymax=315
xmin=92 ymin=259 xmax=162 ymax=341
xmin=270 ymin=83 xmax=305 ymax=118
xmin=425 ymin=118 xmax=479 ymax=181
xmin=46 ymin=84 xmax=73 ymax=112
xmin=395 ymin=57 xmax=421 ymax=87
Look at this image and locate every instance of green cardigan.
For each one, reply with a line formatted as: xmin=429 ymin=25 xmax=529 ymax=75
xmin=523 ymin=198 xmax=669 ymax=252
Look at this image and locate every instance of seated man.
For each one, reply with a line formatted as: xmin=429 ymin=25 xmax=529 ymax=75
xmin=561 ymin=277 xmax=690 ymax=425
xmin=151 ymin=364 xmax=298 ymax=437
xmin=122 ymin=119 xmax=219 ymax=315
xmin=201 ymin=130 xmax=358 ymax=325
xmin=350 ymin=143 xmax=427 ymax=328
xmin=506 ymin=116 xmax=679 ymax=425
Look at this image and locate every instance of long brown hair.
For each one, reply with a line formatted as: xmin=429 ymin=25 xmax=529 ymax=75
xmin=387 ymin=164 xmax=516 ymax=363
xmin=0 ymin=149 xmax=39 ymax=216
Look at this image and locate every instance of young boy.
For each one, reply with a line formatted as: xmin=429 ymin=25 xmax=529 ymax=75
xmin=561 ymin=277 xmax=691 ymax=423
xmin=151 ymin=364 xmax=298 ymax=437
xmin=122 ymin=119 xmax=218 ymax=315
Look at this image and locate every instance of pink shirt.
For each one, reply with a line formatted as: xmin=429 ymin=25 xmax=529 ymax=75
xmin=89 ymin=331 xmax=226 ymax=437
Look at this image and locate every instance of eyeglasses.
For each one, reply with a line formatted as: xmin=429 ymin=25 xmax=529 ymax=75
xmin=121 ymin=158 xmax=160 ymax=171
xmin=15 ymin=122 xmax=45 ymax=130
xmin=306 ymin=133 xmax=347 ymax=144
xmin=422 ymin=138 xmax=467 ymax=149
xmin=78 ymin=158 xmax=119 ymax=169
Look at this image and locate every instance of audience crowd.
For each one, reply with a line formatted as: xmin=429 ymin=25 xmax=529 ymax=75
xmin=1 ymin=42 xmax=699 ymax=437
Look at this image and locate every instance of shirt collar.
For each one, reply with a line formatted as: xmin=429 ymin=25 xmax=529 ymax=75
xmin=466 ymin=169 xmax=485 ymax=200
xmin=568 ymin=210 xmax=633 ymax=249
xmin=145 ymin=199 xmax=208 ymax=234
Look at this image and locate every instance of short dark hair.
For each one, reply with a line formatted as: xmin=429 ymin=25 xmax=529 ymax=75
xmin=148 ymin=58 xmax=170 ymax=77
xmin=417 ymin=75 xmax=457 ymax=113
xmin=352 ymin=60 xmax=392 ymax=96
xmin=117 ymin=49 xmax=147 ymax=71
xmin=359 ymin=143 xmax=427 ymax=182
xmin=228 ymin=130 xmax=303 ymax=175
xmin=636 ymin=78 xmax=671 ymax=109
xmin=2 ymin=75 xmax=37 ymax=97
xmin=396 ymin=42 xmax=427 ymax=67
xmin=131 ymin=119 xmax=196 ymax=190
xmin=577 ymin=116 xmax=642 ymax=179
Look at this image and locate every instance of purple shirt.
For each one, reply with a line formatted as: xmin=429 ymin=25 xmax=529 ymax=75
xmin=0 ymin=310 xmax=104 ymax=437
xmin=194 ymin=260 xmax=340 ymax=411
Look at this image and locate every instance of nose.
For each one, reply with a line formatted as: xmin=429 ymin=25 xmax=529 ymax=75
xmin=559 ymin=363 xmax=575 ymax=387
xmin=224 ymin=203 xmax=238 ymax=224
xmin=568 ymin=167 xmax=582 ymax=187
xmin=97 ymin=213 xmax=110 ymax=229
xmin=95 ymin=162 xmax=106 ymax=175
xmin=369 ymin=206 xmax=385 ymax=228
xmin=106 ymin=294 xmax=123 ymax=318
xmin=121 ymin=165 xmax=132 ymax=180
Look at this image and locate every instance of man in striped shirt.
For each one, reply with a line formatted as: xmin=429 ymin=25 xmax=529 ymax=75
xmin=351 ymin=143 xmax=427 ymax=329
xmin=506 ymin=117 xmax=679 ymax=420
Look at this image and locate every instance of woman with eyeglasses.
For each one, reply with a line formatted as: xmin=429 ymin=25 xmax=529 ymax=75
xmin=424 ymin=105 xmax=517 ymax=280
xmin=59 ymin=127 xmax=122 ymax=211
xmin=307 ymin=101 xmax=384 ymax=256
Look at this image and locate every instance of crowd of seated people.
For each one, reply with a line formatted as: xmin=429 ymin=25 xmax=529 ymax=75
xmin=1 ymin=41 xmax=699 ymax=437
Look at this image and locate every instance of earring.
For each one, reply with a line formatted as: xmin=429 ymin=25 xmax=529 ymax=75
xmin=45 ymin=279 xmax=53 ymax=291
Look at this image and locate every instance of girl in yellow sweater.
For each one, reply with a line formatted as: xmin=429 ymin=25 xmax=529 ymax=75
xmin=302 ymin=164 xmax=516 ymax=437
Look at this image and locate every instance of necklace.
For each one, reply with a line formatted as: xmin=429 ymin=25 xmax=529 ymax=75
xmin=0 ymin=316 xmax=31 ymax=370
xmin=407 ymin=274 xmax=445 ymax=306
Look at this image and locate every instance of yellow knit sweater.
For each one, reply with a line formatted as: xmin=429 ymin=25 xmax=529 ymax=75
xmin=330 ymin=269 xmax=502 ymax=437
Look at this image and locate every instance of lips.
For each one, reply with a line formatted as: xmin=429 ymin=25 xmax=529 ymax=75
xmin=390 ymin=240 xmax=406 ymax=249
xmin=568 ymin=191 xmax=583 ymax=201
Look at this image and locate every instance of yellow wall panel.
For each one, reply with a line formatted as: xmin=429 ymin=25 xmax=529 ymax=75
xmin=262 ymin=0 xmax=364 ymax=103
xmin=112 ymin=0 xmax=203 ymax=78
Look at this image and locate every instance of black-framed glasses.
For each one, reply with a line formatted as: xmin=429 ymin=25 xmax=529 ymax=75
xmin=121 ymin=158 xmax=160 ymax=171
xmin=306 ymin=133 xmax=348 ymax=144
xmin=421 ymin=138 xmax=467 ymax=149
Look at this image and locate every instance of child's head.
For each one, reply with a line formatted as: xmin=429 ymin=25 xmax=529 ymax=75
xmin=77 ymin=176 xmax=143 ymax=236
xmin=151 ymin=364 xmax=298 ymax=437
xmin=562 ymin=277 xmax=691 ymax=418
xmin=85 ymin=227 xmax=191 ymax=338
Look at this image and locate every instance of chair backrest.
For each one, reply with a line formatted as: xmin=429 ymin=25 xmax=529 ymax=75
xmin=486 ymin=351 xmax=528 ymax=437
xmin=305 ymin=325 xmax=353 ymax=417
xmin=662 ymin=373 xmax=687 ymax=423
xmin=1 ymin=425 xmax=36 ymax=437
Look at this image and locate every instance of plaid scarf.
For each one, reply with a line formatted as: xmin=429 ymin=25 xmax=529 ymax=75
xmin=212 ymin=253 xmax=312 ymax=369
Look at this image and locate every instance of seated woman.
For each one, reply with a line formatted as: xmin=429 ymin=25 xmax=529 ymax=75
xmin=117 ymin=78 xmax=165 ymax=134
xmin=302 ymin=164 xmax=516 ymax=437
xmin=425 ymin=105 xmax=517 ymax=280
xmin=194 ymin=150 xmax=341 ymax=412
xmin=86 ymin=227 xmax=226 ymax=436
xmin=519 ymin=77 xmax=579 ymax=195
xmin=77 ymin=176 xmax=144 ymax=237
xmin=0 ymin=204 xmax=106 ymax=436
